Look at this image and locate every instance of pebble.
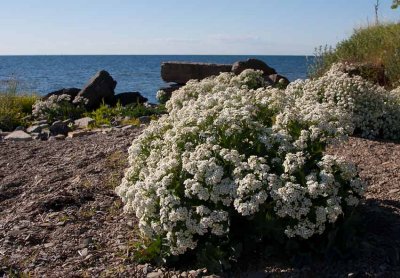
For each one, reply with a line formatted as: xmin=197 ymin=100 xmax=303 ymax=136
xmin=44 ymin=242 xmax=54 ymax=248
xmin=78 ymin=248 xmax=88 ymax=257
xmin=55 ymin=134 xmax=66 ymax=140
xmin=121 ymin=125 xmax=134 ymax=130
xmin=81 ymin=237 xmax=93 ymax=248
xmin=146 ymin=270 xmax=163 ymax=278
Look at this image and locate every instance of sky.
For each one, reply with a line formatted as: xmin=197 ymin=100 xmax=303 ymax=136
xmin=0 ymin=0 xmax=399 ymax=55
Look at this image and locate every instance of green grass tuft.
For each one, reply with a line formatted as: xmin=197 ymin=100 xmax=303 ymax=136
xmin=309 ymin=22 xmax=400 ymax=87
xmin=0 ymin=80 xmax=38 ymax=131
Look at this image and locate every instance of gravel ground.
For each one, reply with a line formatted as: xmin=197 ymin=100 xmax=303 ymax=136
xmin=0 ymin=132 xmax=399 ymax=277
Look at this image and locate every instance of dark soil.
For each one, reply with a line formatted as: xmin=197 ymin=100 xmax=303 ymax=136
xmin=0 ymin=132 xmax=399 ymax=277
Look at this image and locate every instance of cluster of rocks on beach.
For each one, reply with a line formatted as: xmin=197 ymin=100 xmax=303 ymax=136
xmin=0 ymin=58 xmax=290 ymax=142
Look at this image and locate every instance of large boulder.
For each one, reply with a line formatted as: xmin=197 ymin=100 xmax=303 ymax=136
xmin=161 ymin=62 xmax=232 ymax=84
xmin=110 ymin=92 xmax=148 ymax=106
xmin=77 ymin=70 xmax=117 ymax=110
xmin=232 ymin=58 xmax=276 ymax=76
xmin=42 ymin=88 xmax=81 ymax=101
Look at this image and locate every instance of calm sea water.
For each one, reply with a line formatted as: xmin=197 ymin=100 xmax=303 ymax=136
xmin=0 ymin=55 xmax=313 ymax=103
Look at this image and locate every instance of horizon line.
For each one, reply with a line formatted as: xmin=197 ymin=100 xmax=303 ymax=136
xmin=0 ymin=53 xmax=314 ymax=57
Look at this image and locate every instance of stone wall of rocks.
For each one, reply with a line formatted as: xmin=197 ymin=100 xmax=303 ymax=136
xmin=159 ymin=58 xmax=290 ymax=97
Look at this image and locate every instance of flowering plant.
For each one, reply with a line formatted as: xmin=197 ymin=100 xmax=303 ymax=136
xmin=32 ymin=94 xmax=87 ymax=123
xmin=116 ymin=69 xmax=366 ymax=267
xmin=285 ymin=63 xmax=400 ymax=140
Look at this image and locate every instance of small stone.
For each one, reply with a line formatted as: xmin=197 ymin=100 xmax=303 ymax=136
xmin=55 ymin=134 xmax=66 ymax=140
xmin=4 ymin=130 xmax=32 ymax=141
xmin=48 ymin=136 xmax=56 ymax=141
xmin=74 ymin=117 xmax=95 ymax=128
xmin=81 ymin=237 xmax=93 ymax=248
xmin=121 ymin=125 xmax=134 ymax=130
xmin=146 ymin=270 xmax=162 ymax=278
xmin=389 ymin=188 xmax=400 ymax=194
xmin=79 ymin=248 xmax=88 ymax=257
xmin=26 ymin=125 xmax=41 ymax=133
xmin=189 ymin=270 xmax=199 ymax=276
xmin=44 ymin=242 xmax=54 ymax=248
xmin=139 ymin=116 xmax=151 ymax=124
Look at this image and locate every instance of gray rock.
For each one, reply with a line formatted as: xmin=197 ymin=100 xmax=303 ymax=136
xmin=79 ymin=248 xmax=88 ymax=257
xmin=54 ymin=134 xmax=66 ymax=140
xmin=14 ymin=126 xmax=25 ymax=131
xmin=4 ymin=131 xmax=32 ymax=141
xmin=232 ymin=58 xmax=276 ymax=76
xmin=81 ymin=237 xmax=93 ymax=248
xmin=121 ymin=125 xmax=134 ymax=130
xmin=146 ymin=271 xmax=162 ymax=278
xmin=26 ymin=125 xmax=42 ymax=134
xmin=74 ymin=117 xmax=95 ymax=128
xmin=50 ymin=121 xmax=69 ymax=136
xmin=161 ymin=62 xmax=232 ymax=84
xmin=139 ymin=116 xmax=151 ymax=124
xmin=77 ymin=70 xmax=117 ymax=110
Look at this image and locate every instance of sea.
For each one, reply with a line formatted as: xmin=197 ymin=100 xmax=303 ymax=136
xmin=0 ymin=55 xmax=313 ymax=103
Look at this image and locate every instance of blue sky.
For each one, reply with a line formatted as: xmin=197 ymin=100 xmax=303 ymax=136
xmin=0 ymin=0 xmax=398 ymax=55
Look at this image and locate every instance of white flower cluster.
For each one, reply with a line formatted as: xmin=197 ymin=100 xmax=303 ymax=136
xmin=284 ymin=63 xmax=400 ymax=140
xmin=117 ymin=69 xmax=365 ymax=256
xmin=32 ymin=94 xmax=70 ymax=119
xmin=32 ymin=94 xmax=87 ymax=120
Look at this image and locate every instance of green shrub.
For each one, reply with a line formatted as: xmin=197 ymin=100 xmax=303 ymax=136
xmin=309 ymin=22 xmax=400 ymax=87
xmin=85 ymin=101 xmax=166 ymax=127
xmin=0 ymin=81 xmax=38 ymax=131
xmin=84 ymin=100 xmax=122 ymax=127
xmin=121 ymin=103 xmax=166 ymax=118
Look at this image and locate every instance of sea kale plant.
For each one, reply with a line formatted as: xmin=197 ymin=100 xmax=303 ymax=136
xmin=286 ymin=63 xmax=400 ymax=140
xmin=32 ymin=94 xmax=87 ymax=123
xmin=116 ymin=68 xmax=368 ymax=268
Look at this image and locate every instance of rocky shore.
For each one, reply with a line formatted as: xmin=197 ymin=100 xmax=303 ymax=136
xmin=0 ymin=130 xmax=399 ymax=277
xmin=1 ymin=59 xmax=399 ymax=277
